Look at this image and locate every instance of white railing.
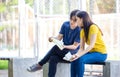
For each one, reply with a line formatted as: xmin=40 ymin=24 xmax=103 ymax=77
xmin=0 ymin=13 xmax=120 ymax=60
xmin=37 ymin=15 xmax=68 ymax=58
xmin=38 ymin=14 xmax=120 ymax=60
xmin=93 ymin=13 xmax=120 ymax=60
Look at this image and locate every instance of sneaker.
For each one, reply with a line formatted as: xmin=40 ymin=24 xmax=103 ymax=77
xmin=27 ymin=64 xmax=42 ymax=72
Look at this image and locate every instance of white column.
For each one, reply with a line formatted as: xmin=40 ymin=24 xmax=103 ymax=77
xmin=49 ymin=0 xmax=53 ymax=15
xmin=34 ymin=0 xmax=39 ymax=58
xmin=78 ymin=0 xmax=86 ymax=11
xmin=18 ymin=0 xmax=26 ymax=57
xmin=68 ymin=0 xmax=71 ymax=14
xmin=34 ymin=0 xmax=39 ymax=16
xmin=43 ymin=0 xmax=45 ymax=14
xmin=116 ymin=0 xmax=120 ymax=13
xmin=63 ymin=0 xmax=66 ymax=14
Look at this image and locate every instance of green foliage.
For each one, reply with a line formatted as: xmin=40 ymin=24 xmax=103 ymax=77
xmin=8 ymin=0 xmax=18 ymax=5
xmin=0 ymin=26 xmax=5 ymax=32
xmin=0 ymin=0 xmax=18 ymax=13
xmin=0 ymin=3 xmax=6 ymax=13
xmin=25 ymin=0 xmax=34 ymax=7
xmin=96 ymin=0 xmax=115 ymax=13
xmin=0 ymin=25 xmax=15 ymax=32
xmin=0 ymin=60 xmax=8 ymax=69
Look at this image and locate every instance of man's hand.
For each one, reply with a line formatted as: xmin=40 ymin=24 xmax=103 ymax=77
xmin=48 ymin=37 xmax=53 ymax=42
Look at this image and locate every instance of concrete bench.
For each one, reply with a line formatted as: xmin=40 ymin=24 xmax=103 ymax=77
xmin=0 ymin=58 xmax=42 ymax=77
xmin=86 ymin=61 xmax=120 ymax=77
xmin=43 ymin=60 xmax=120 ymax=77
xmin=43 ymin=61 xmax=71 ymax=77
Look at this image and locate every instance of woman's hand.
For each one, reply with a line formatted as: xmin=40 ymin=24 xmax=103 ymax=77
xmin=70 ymin=54 xmax=79 ymax=61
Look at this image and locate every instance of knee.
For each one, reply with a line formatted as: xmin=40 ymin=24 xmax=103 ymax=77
xmin=77 ymin=57 xmax=86 ymax=64
xmin=52 ymin=45 xmax=59 ymax=49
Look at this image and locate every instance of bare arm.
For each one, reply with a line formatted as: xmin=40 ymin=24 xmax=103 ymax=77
xmin=64 ymin=42 xmax=80 ymax=50
xmin=56 ymin=34 xmax=63 ymax=41
xmin=71 ymin=34 xmax=97 ymax=61
xmin=49 ymin=34 xmax=79 ymax=50
xmin=49 ymin=34 xmax=63 ymax=42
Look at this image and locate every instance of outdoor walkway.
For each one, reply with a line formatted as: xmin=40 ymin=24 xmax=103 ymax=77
xmin=0 ymin=70 xmax=102 ymax=77
xmin=0 ymin=70 xmax=8 ymax=77
xmin=0 ymin=70 xmax=101 ymax=77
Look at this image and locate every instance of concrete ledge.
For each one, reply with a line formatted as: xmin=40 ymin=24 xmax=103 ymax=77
xmin=103 ymin=61 xmax=120 ymax=77
xmin=43 ymin=61 xmax=120 ymax=77
xmin=8 ymin=58 xmax=43 ymax=77
xmin=43 ymin=62 xmax=70 ymax=77
xmin=86 ymin=61 xmax=120 ymax=77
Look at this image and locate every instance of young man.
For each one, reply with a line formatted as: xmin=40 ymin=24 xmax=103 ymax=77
xmin=27 ymin=9 xmax=80 ymax=77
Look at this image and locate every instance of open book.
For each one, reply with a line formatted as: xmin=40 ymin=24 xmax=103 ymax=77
xmin=52 ymin=38 xmax=64 ymax=50
xmin=63 ymin=52 xmax=72 ymax=61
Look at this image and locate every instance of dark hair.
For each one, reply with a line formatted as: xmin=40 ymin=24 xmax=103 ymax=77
xmin=70 ymin=9 xmax=80 ymax=20
xmin=76 ymin=11 xmax=103 ymax=41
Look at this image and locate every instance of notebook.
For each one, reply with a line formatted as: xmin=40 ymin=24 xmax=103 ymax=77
xmin=63 ymin=52 xmax=72 ymax=61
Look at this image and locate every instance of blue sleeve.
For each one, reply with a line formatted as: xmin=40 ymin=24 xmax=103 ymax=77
xmin=74 ymin=28 xmax=80 ymax=43
xmin=59 ymin=23 xmax=65 ymax=34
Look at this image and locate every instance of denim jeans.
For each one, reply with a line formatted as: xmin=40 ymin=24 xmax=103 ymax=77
xmin=38 ymin=45 xmax=69 ymax=77
xmin=71 ymin=52 xmax=107 ymax=77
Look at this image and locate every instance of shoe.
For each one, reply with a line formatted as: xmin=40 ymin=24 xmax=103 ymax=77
xmin=27 ymin=64 xmax=42 ymax=72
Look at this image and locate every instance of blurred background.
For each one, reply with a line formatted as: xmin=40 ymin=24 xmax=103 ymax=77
xmin=0 ymin=0 xmax=120 ymax=69
xmin=0 ymin=0 xmax=120 ymax=77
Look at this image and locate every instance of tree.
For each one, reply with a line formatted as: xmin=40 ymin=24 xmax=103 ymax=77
xmin=0 ymin=3 xmax=6 ymax=13
xmin=25 ymin=0 xmax=34 ymax=7
xmin=96 ymin=0 xmax=115 ymax=14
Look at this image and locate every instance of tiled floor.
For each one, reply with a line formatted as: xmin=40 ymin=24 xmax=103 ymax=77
xmin=0 ymin=70 xmax=102 ymax=77
xmin=11 ymin=58 xmax=43 ymax=77
xmin=0 ymin=70 xmax=8 ymax=77
xmin=0 ymin=69 xmax=43 ymax=77
xmin=1 ymin=71 xmax=102 ymax=77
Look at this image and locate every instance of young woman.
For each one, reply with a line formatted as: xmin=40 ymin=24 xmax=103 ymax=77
xmin=71 ymin=11 xmax=107 ymax=77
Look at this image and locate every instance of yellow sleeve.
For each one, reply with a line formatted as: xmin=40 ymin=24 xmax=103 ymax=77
xmin=80 ymin=29 xmax=84 ymax=38
xmin=89 ymin=25 xmax=98 ymax=35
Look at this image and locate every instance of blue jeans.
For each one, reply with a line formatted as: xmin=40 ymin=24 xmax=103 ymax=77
xmin=71 ymin=52 xmax=107 ymax=77
xmin=38 ymin=45 xmax=69 ymax=77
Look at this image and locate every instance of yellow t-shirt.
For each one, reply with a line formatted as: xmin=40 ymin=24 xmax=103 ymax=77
xmin=80 ymin=24 xmax=107 ymax=54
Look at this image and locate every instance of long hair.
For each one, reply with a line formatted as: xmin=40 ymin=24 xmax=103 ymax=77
xmin=76 ymin=11 xmax=103 ymax=41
